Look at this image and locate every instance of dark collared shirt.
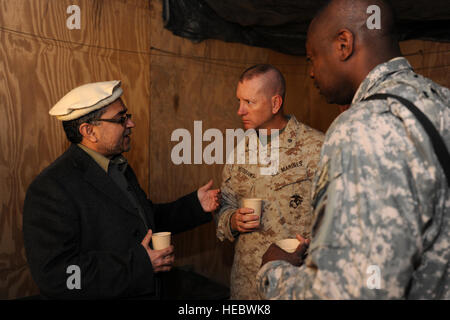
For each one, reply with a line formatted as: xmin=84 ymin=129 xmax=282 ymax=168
xmin=78 ymin=144 xmax=149 ymax=229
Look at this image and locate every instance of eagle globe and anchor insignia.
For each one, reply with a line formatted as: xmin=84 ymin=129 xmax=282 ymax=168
xmin=289 ymin=194 xmax=303 ymax=208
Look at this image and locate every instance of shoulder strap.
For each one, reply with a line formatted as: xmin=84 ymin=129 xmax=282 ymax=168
xmin=362 ymin=93 xmax=450 ymax=187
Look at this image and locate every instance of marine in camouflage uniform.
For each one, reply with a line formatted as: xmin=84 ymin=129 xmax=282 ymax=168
xmin=256 ymin=57 xmax=450 ymax=299
xmin=216 ymin=115 xmax=324 ymax=299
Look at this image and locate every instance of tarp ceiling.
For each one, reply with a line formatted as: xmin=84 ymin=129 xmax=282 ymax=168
xmin=162 ymin=0 xmax=450 ymax=56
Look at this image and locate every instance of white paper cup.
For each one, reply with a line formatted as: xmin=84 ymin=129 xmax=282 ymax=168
xmin=276 ymin=238 xmax=300 ymax=253
xmin=152 ymin=232 xmax=171 ymax=250
xmin=242 ymin=198 xmax=263 ymax=217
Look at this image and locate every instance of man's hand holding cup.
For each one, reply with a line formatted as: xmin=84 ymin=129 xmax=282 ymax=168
xmin=141 ymin=229 xmax=174 ymax=273
xmin=231 ymin=198 xmax=263 ymax=233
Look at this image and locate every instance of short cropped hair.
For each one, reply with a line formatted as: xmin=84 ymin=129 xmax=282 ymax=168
xmin=62 ymin=106 xmax=108 ymax=144
xmin=239 ymin=64 xmax=286 ymax=104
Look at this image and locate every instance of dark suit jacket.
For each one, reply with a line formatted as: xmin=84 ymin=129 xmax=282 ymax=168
xmin=23 ymin=144 xmax=212 ymax=299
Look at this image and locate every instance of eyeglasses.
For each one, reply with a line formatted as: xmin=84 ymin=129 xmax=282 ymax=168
xmin=93 ymin=114 xmax=132 ymax=126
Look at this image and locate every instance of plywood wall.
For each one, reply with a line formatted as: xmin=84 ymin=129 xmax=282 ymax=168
xmin=0 ymin=0 xmax=449 ymax=299
xmin=0 ymin=0 xmax=152 ymax=299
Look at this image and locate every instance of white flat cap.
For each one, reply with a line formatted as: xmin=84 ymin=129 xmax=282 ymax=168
xmin=49 ymin=80 xmax=123 ymax=121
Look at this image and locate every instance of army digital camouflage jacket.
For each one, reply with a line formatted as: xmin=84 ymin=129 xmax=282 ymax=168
xmin=215 ymin=115 xmax=324 ymax=299
xmin=256 ymin=57 xmax=450 ymax=299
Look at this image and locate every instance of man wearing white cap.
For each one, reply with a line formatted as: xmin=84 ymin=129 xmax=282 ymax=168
xmin=23 ymin=80 xmax=220 ymax=299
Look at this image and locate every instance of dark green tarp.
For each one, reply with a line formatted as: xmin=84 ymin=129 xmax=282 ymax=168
xmin=162 ymin=0 xmax=450 ymax=56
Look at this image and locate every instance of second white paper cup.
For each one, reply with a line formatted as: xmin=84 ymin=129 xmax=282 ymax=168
xmin=152 ymin=232 xmax=171 ymax=250
xmin=276 ymin=238 xmax=300 ymax=253
xmin=242 ymin=198 xmax=263 ymax=217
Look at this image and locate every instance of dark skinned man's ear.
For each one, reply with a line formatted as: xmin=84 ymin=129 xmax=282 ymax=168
xmin=79 ymin=123 xmax=97 ymax=143
xmin=335 ymin=28 xmax=354 ymax=61
xmin=271 ymin=95 xmax=283 ymax=114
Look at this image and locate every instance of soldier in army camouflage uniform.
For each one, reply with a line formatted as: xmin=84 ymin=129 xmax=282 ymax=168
xmin=215 ymin=64 xmax=324 ymax=299
xmin=257 ymin=0 xmax=449 ymax=299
